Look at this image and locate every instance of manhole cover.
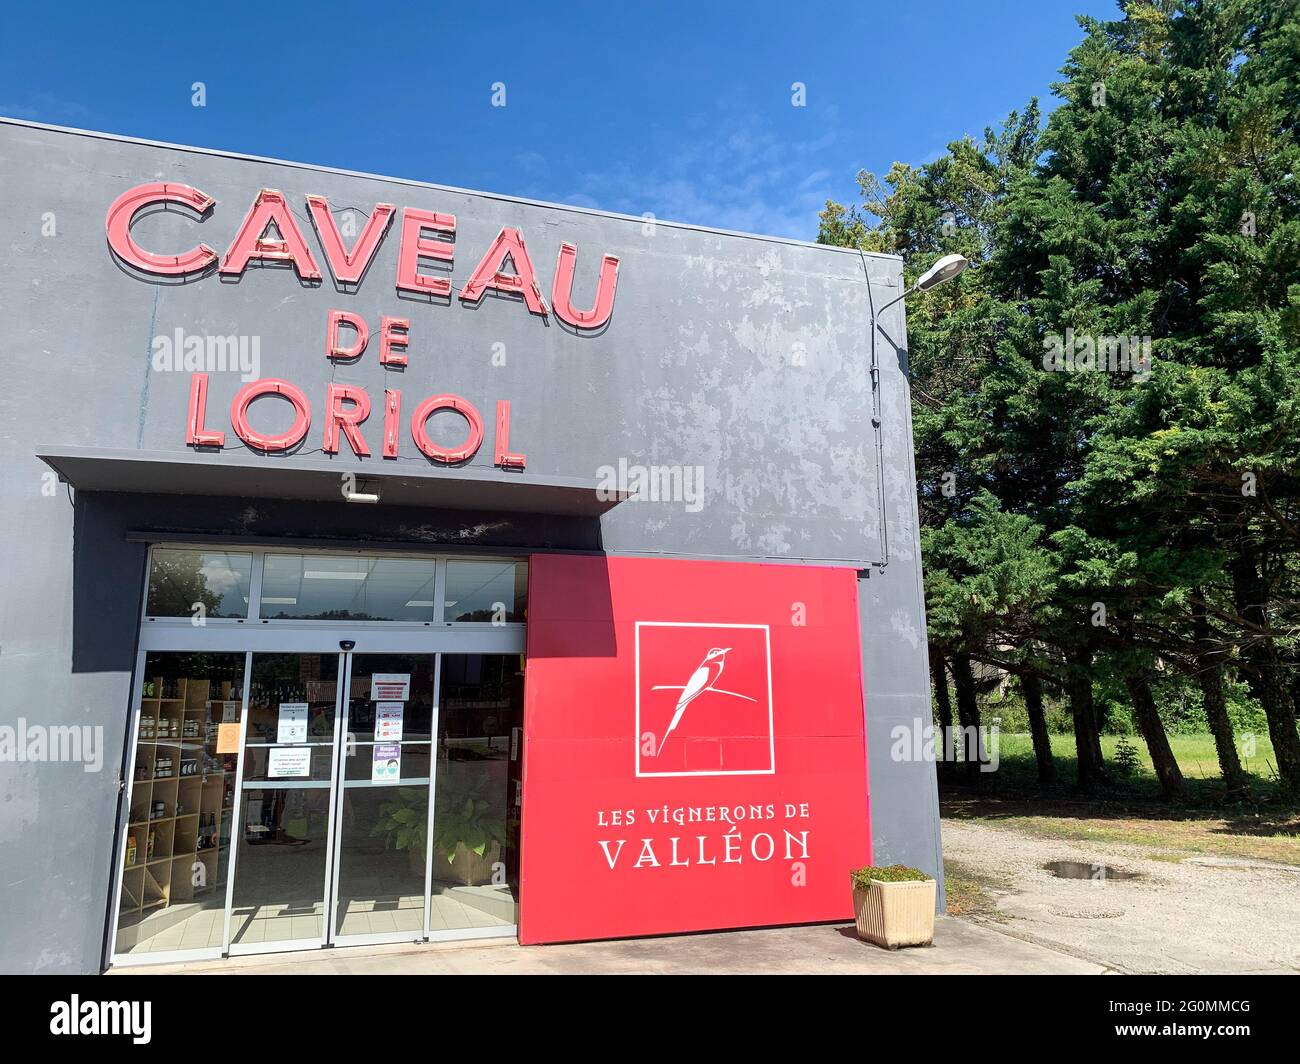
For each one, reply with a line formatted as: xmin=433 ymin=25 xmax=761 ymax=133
xmin=1043 ymin=860 xmax=1140 ymax=882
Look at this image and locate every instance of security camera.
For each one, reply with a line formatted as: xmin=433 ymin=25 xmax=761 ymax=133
xmin=339 ymin=639 xmax=356 ymax=651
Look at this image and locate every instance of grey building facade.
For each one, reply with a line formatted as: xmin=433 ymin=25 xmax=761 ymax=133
xmin=0 ymin=118 xmax=942 ymax=973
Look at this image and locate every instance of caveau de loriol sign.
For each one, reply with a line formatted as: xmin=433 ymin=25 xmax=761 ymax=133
xmin=106 ymin=183 xmax=622 ymax=468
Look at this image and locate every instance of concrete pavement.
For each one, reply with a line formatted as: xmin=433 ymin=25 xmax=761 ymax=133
xmin=112 ymin=916 xmax=1107 ymax=975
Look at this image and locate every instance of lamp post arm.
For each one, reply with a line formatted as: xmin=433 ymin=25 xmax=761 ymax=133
xmin=875 ymin=284 xmax=916 ymax=319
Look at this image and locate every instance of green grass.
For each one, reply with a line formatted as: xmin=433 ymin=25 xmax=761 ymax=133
xmin=943 ymin=799 xmax=1300 ymax=865
xmin=994 ymin=731 xmax=1278 ymax=783
xmin=942 ymin=858 xmax=1009 ymax=918
xmin=942 ymin=730 xmax=1300 ymax=866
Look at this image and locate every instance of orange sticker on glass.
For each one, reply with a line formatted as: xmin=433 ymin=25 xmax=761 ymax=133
xmin=216 ymin=722 xmax=241 ymax=754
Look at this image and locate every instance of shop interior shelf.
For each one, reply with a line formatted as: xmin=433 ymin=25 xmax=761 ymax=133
xmin=120 ymin=675 xmax=238 ymax=923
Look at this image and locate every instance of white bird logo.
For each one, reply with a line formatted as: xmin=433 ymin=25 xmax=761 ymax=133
xmin=651 ymin=647 xmax=757 ymax=756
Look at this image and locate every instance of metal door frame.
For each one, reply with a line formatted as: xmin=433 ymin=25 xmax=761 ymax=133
xmin=226 ymin=647 xmax=348 ymax=958
xmin=108 ymin=542 xmax=526 ymax=968
xmin=328 ymin=650 xmax=434 ymax=949
xmin=109 ymin=625 xmax=523 ymax=968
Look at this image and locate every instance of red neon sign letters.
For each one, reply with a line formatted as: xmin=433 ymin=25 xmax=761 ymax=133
xmin=187 ymin=370 xmax=521 ymax=467
xmin=106 ymin=182 xmax=621 ymax=329
xmin=106 ymin=178 xmax=621 ymax=470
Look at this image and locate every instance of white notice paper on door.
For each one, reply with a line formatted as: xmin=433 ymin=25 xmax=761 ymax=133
xmin=369 ymin=673 xmax=410 ymax=701
xmin=277 ymin=703 xmax=309 ymax=744
xmin=267 ymin=746 xmax=311 ymax=778
xmin=374 ymin=702 xmax=404 ymax=741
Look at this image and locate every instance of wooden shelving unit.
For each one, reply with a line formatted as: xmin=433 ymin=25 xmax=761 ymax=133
xmin=118 ymin=676 xmax=239 ymax=938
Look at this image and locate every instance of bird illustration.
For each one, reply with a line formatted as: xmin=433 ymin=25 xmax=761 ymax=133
xmin=652 ymin=647 xmax=757 ymax=756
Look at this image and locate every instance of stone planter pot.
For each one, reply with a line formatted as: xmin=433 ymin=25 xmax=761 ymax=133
xmin=434 ymin=841 xmax=502 ymax=887
xmin=853 ymin=878 xmax=936 ymax=948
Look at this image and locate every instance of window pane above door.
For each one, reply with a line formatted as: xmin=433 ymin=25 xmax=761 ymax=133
xmin=146 ymin=549 xmax=252 ymax=619
xmin=444 ymin=561 xmax=527 ymax=623
xmin=260 ymin=554 xmax=437 ymax=622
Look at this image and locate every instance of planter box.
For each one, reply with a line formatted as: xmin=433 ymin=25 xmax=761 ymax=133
xmin=434 ymin=840 xmax=503 ymax=887
xmin=853 ymin=879 xmax=936 ymax=948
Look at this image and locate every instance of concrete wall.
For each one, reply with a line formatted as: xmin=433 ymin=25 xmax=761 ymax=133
xmin=0 ymin=118 xmax=942 ymax=973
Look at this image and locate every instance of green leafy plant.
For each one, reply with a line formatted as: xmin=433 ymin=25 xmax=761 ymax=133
xmin=370 ymin=781 xmax=509 ymax=865
xmin=1112 ymin=736 xmax=1142 ymax=779
xmin=371 ymin=787 xmax=428 ymax=853
xmin=850 ymin=864 xmax=933 ymax=889
xmin=432 ymin=795 xmax=508 ymax=864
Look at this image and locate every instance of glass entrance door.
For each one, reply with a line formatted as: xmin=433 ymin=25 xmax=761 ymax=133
xmin=228 ymin=653 xmax=342 ymax=952
xmin=189 ymin=649 xmax=524 ymax=954
xmin=331 ymin=654 xmax=435 ymax=944
xmin=429 ymin=654 xmax=524 ymax=934
xmin=112 ymin=549 xmax=531 ymax=967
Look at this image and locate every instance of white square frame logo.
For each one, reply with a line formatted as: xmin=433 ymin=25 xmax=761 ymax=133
xmin=634 ymin=621 xmax=775 ymax=778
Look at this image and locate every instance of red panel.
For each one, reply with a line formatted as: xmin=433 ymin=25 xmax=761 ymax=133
xmin=519 ymin=555 xmax=870 ymax=944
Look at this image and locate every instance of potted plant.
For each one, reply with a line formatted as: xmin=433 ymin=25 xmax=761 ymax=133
xmin=850 ymin=864 xmax=936 ymax=948
xmin=370 ymin=782 xmax=511 ymax=886
xmin=371 ymin=787 xmax=429 ymax=875
xmin=431 ymin=794 xmax=509 ymax=887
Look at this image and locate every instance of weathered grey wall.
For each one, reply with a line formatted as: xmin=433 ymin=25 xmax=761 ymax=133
xmin=0 ymin=119 xmax=942 ymax=973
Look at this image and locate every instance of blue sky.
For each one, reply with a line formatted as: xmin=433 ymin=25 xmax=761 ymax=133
xmin=0 ymin=0 xmax=1119 ymax=241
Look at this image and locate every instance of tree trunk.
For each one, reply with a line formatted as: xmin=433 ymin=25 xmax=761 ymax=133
xmin=1123 ymin=673 xmax=1185 ymax=800
xmin=1021 ymin=672 xmax=1057 ymax=787
xmin=1230 ymin=551 xmax=1300 ymax=792
xmin=1067 ymin=642 xmax=1104 ymax=791
xmin=952 ymin=653 xmax=982 ymax=778
xmin=1192 ymin=595 xmax=1248 ymax=796
xmin=929 ymin=650 xmax=955 ymax=779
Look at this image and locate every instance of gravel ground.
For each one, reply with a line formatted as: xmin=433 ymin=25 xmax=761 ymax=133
xmin=943 ymin=818 xmax=1300 ymax=974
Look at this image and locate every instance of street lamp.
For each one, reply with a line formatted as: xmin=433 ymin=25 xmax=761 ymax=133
xmin=878 ymin=253 xmax=970 ymax=314
xmin=866 ymin=252 xmax=969 ymax=569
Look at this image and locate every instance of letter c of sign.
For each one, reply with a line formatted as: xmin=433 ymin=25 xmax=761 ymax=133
xmin=105 ymin=182 xmax=217 ymax=276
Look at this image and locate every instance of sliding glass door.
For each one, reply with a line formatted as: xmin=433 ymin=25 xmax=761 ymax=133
xmin=111 ymin=548 xmax=530 ymax=966
xmin=228 ymin=653 xmax=341 ymax=951
xmin=429 ymin=654 xmax=524 ymax=933
xmin=331 ymin=654 xmax=435 ymax=944
xmin=112 ymin=652 xmax=246 ymax=959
